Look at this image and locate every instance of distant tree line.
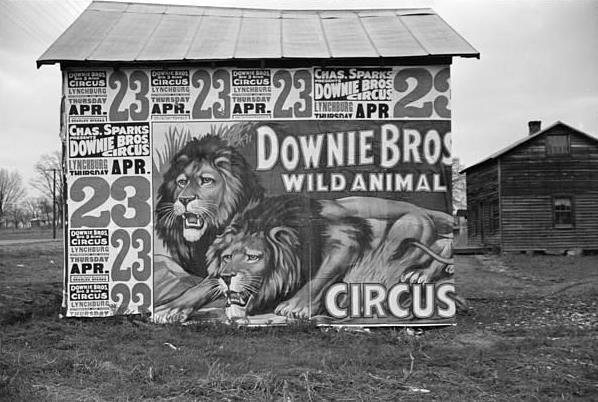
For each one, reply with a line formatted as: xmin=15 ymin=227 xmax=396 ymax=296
xmin=0 ymin=151 xmax=63 ymax=229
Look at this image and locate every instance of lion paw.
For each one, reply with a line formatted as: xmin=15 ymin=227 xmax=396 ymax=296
xmin=400 ymin=269 xmax=430 ymax=284
xmin=275 ymin=296 xmax=319 ymax=319
xmin=151 ymin=305 xmax=193 ymax=324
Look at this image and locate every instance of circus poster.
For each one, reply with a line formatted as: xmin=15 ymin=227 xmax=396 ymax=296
xmin=62 ymin=65 xmax=456 ymax=326
xmin=150 ymin=120 xmax=455 ymax=326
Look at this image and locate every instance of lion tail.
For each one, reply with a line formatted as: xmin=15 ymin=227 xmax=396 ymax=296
xmin=408 ymin=240 xmax=454 ymax=265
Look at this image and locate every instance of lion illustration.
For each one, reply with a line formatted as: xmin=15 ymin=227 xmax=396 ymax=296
xmin=153 ymin=195 xmax=373 ymax=322
xmin=206 ymin=195 xmax=373 ymax=319
xmin=153 ymin=195 xmax=454 ymax=322
xmin=155 ymin=135 xmax=264 ymax=278
xmin=152 ymin=131 xmax=454 ymax=322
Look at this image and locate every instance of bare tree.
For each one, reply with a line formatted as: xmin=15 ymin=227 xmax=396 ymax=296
xmin=31 ymin=151 xmax=64 ymax=224
xmin=5 ymin=204 xmax=30 ymax=228
xmin=0 ymin=168 xmax=27 ymax=222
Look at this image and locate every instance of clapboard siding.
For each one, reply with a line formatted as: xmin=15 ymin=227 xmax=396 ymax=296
xmin=465 ymin=122 xmax=598 ymax=252
xmin=501 ymin=192 xmax=598 ymax=251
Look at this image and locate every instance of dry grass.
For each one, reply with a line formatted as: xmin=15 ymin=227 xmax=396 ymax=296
xmin=1 ymin=241 xmax=597 ymax=401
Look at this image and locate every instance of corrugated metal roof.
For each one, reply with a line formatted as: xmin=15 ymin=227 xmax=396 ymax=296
xmin=38 ymin=1 xmax=479 ymax=66
xmin=461 ymin=121 xmax=598 ymax=173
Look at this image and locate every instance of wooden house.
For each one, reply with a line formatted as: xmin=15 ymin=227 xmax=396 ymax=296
xmin=462 ymin=121 xmax=598 ymax=253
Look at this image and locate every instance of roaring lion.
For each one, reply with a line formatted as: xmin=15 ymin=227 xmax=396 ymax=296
xmin=155 ymin=135 xmax=264 ymax=278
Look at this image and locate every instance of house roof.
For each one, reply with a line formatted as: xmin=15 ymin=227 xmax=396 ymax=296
xmin=461 ymin=121 xmax=598 ymax=173
xmin=37 ymin=1 xmax=479 ymax=67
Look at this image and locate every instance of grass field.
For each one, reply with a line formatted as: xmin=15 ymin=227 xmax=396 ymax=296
xmin=1 ymin=240 xmax=597 ymax=400
xmin=0 ymin=227 xmax=63 ymax=242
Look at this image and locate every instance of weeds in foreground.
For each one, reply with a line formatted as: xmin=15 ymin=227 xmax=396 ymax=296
xmin=2 ymin=305 xmax=596 ymax=401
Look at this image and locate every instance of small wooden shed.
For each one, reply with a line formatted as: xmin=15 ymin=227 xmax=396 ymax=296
xmin=462 ymin=121 xmax=598 ymax=253
xmin=36 ymin=1 xmax=478 ymax=325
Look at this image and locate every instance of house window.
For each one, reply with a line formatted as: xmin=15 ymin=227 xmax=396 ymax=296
xmin=546 ymin=135 xmax=569 ymax=155
xmin=553 ymin=197 xmax=574 ymax=228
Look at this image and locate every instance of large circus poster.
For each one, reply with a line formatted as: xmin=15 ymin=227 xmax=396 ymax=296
xmin=62 ymin=65 xmax=456 ymax=326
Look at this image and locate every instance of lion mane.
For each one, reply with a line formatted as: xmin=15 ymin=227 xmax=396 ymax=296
xmin=155 ymin=135 xmax=264 ymax=277
xmin=206 ymin=195 xmax=372 ymax=315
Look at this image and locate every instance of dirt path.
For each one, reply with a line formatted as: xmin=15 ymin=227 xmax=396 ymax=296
xmin=456 ymin=254 xmax=598 ymax=299
xmin=456 ymin=255 xmax=530 ymax=299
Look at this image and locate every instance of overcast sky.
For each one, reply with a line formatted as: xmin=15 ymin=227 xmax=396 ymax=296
xmin=1 ymin=0 xmax=597 ymax=196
